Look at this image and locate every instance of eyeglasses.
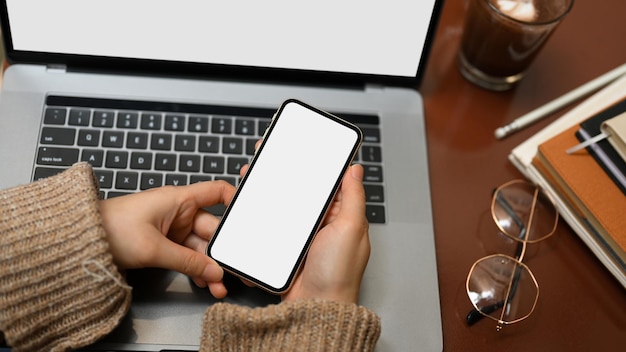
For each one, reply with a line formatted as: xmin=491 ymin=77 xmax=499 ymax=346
xmin=465 ymin=180 xmax=558 ymax=331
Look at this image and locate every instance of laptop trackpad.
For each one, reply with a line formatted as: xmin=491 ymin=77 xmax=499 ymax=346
xmin=98 ymin=268 xmax=279 ymax=348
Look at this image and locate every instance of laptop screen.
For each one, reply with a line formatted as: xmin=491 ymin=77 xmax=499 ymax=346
xmin=1 ymin=0 xmax=441 ymax=85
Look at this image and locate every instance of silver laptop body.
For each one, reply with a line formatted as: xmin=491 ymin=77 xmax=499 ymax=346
xmin=0 ymin=1 xmax=443 ymax=350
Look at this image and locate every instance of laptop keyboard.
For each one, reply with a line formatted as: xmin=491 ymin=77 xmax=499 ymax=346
xmin=34 ymin=95 xmax=386 ymax=223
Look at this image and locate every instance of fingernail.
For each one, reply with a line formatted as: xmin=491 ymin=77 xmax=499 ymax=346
xmin=351 ymin=164 xmax=363 ymax=181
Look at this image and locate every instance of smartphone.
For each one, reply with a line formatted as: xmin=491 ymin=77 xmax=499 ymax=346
xmin=206 ymin=99 xmax=363 ymax=294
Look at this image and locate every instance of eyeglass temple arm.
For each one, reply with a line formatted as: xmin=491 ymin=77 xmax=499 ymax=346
xmin=466 ymin=302 xmax=503 ymax=325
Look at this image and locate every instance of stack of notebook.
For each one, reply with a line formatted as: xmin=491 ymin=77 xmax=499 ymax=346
xmin=510 ymin=74 xmax=626 ymax=289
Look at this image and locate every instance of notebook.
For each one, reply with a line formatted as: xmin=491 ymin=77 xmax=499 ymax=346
xmin=0 ymin=1 xmax=444 ymax=351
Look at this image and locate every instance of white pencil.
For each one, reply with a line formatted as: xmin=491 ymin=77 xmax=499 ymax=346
xmin=495 ymin=62 xmax=626 ymax=139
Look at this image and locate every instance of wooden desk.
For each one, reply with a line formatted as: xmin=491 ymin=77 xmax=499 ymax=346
xmin=422 ymin=0 xmax=626 ymax=350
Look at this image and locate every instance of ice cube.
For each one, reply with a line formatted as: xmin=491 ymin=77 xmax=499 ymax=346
xmin=497 ymin=0 xmax=538 ymax=21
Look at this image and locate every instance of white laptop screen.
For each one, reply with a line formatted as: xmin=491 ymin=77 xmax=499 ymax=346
xmin=3 ymin=0 xmax=439 ymax=80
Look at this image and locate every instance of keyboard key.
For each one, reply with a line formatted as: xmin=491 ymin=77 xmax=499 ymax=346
xmin=223 ymin=137 xmax=243 ymax=154
xmin=364 ymin=184 xmax=385 ymax=203
xmin=105 ymin=151 xmax=129 ymax=168
xmin=179 ymin=154 xmax=201 ymax=172
xmin=94 ymin=170 xmax=114 ymax=189
xmin=215 ymin=176 xmax=237 ymax=186
xmin=107 ymin=191 xmax=132 ymax=198
xmin=93 ymin=111 xmax=115 ymax=127
xmin=366 ymin=205 xmax=386 ymax=224
xmin=188 ymin=115 xmax=209 ymax=132
xmin=116 ymin=171 xmax=139 ymax=190
xmin=81 ymin=149 xmax=104 ymax=167
xmin=245 ymin=138 xmax=257 ymax=155
xmin=199 ymin=136 xmax=219 ymax=153
xmin=37 ymin=147 xmax=79 ymax=166
xmin=44 ymin=107 xmax=67 ymax=125
xmin=190 ymin=175 xmax=212 ymax=184
xmin=151 ymin=133 xmax=172 ymax=150
xmin=361 ymin=127 xmax=381 ymax=143
xmin=130 ymin=152 xmax=153 ymax=169
xmin=155 ymin=153 xmax=177 ymax=171
xmin=165 ymin=114 xmax=185 ymax=131
xmin=141 ymin=173 xmax=163 ymax=190
xmin=203 ymin=156 xmax=225 ymax=174
xmin=165 ymin=174 xmax=188 ymax=186
xmin=141 ymin=113 xmax=162 ymax=130
xmin=117 ymin=112 xmax=139 ymax=129
xmin=361 ymin=146 xmax=382 ymax=163
xmin=40 ymin=127 xmax=75 ymax=145
xmin=235 ymin=119 xmax=256 ymax=135
xmin=68 ymin=109 xmax=91 ymax=126
xmin=363 ymin=164 xmax=383 ymax=183
xmin=78 ymin=129 xmax=101 ymax=146
xmin=102 ymin=131 xmax=125 ymax=148
xmin=212 ymin=117 xmax=232 ymax=134
xmin=258 ymin=120 xmax=271 ymax=136
xmin=227 ymin=157 xmax=248 ymax=175
xmin=205 ymin=204 xmax=226 ymax=216
xmin=34 ymin=167 xmax=66 ymax=181
xmin=127 ymin=132 xmax=149 ymax=149
xmin=175 ymin=135 xmax=196 ymax=151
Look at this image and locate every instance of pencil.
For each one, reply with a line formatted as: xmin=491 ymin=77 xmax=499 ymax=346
xmin=495 ymin=62 xmax=626 ymax=139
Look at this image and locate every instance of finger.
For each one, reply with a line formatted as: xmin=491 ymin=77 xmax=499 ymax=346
xmin=208 ymin=281 xmax=228 ymax=299
xmin=180 ymin=180 xmax=237 ymax=209
xmin=239 ymin=139 xmax=262 ymax=178
xmin=239 ymin=164 xmax=249 ymax=178
xmin=192 ymin=278 xmax=228 ymax=300
xmin=338 ymin=164 xmax=366 ymax=220
xmin=191 ymin=210 xmax=221 ymax=240
xmin=155 ymin=240 xmax=223 ymax=283
xmin=192 ymin=277 xmax=207 ymax=288
xmin=182 ymin=232 xmax=209 ymax=254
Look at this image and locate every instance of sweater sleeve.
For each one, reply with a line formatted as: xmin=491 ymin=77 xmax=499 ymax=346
xmin=0 ymin=163 xmax=132 ymax=352
xmin=201 ymin=300 xmax=381 ymax=352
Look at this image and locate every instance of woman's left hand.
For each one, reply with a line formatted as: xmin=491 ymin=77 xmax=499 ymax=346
xmin=99 ymin=180 xmax=236 ymax=299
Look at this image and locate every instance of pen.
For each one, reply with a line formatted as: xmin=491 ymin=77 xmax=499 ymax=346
xmin=495 ymin=62 xmax=626 ymax=140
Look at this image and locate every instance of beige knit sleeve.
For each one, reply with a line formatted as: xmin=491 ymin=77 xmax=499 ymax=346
xmin=201 ymin=300 xmax=381 ymax=352
xmin=0 ymin=163 xmax=132 ymax=352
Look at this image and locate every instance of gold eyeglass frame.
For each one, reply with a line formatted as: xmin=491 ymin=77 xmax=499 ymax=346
xmin=465 ymin=179 xmax=559 ymax=331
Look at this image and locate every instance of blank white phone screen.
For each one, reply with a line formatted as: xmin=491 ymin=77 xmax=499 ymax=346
xmin=208 ymin=101 xmax=361 ymax=292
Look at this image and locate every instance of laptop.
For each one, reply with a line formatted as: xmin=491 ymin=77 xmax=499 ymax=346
xmin=0 ymin=1 xmax=444 ymax=351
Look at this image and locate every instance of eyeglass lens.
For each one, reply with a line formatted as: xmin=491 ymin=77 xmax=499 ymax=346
xmin=467 ymin=254 xmax=539 ymax=329
xmin=492 ymin=181 xmax=558 ymax=244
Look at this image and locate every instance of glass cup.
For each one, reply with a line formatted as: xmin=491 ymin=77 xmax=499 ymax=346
xmin=458 ymin=0 xmax=574 ymax=91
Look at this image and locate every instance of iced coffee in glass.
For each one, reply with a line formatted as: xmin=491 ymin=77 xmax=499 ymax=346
xmin=458 ymin=0 xmax=574 ymax=91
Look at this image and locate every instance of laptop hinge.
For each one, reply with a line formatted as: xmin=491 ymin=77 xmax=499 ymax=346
xmin=46 ymin=64 xmax=68 ymax=74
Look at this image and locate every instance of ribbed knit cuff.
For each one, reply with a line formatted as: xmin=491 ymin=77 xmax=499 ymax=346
xmin=0 ymin=163 xmax=132 ymax=352
xmin=201 ymin=300 xmax=381 ymax=352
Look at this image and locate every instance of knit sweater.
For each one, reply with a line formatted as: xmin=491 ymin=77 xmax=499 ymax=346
xmin=0 ymin=163 xmax=381 ymax=351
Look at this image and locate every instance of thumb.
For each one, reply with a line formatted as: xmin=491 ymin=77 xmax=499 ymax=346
xmin=156 ymin=240 xmax=223 ymax=282
xmin=340 ymin=164 xmax=366 ymax=217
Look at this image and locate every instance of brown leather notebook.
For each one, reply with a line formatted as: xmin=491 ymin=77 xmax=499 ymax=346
xmin=533 ymin=125 xmax=626 ymax=266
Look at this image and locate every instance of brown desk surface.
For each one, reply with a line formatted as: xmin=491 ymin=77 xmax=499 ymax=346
xmin=422 ymin=0 xmax=626 ymax=350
